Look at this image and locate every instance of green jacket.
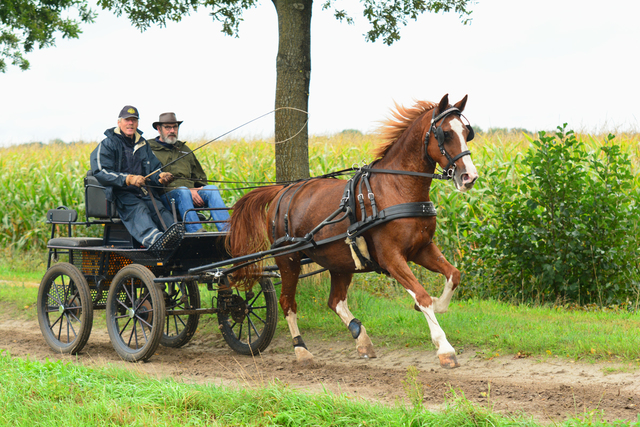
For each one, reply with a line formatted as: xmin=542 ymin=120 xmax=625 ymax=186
xmin=148 ymin=138 xmax=208 ymax=190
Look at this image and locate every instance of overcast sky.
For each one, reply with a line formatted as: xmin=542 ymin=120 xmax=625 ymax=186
xmin=1 ymin=0 xmax=638 ymax=146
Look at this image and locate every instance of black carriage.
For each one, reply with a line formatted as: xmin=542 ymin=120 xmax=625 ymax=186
xmin=38 ymin=172 xmax=278 ymax=362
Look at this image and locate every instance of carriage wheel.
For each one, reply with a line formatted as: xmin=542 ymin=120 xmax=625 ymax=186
xmin=106 ymin=264 xmax=165 ymax=362
xmin=217 ymin=277 xmax=278 ymax=355
xmin=160 ymin=280 xmax=200 ymax=348
xmin=37 ymin=263 xmax=93 ymax=355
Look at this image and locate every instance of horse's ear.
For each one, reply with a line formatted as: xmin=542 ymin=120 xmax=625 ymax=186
xmin=437 ymin=94 xmax=449 ymax=113
xmin=453 ymin=95 xmax=468 ymax=112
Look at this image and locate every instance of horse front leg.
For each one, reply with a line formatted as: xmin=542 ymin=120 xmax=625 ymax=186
xmin=412 ymin=242 xmax=461 ymax=314
xmin=381 ymin=255 xmax=459 ymax=369
xmin=327 ymin=272 xmax=376 ymax=359
xmin=275 ymin=253 xmax=315 ymax=365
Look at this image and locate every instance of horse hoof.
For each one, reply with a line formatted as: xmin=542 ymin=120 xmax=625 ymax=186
xmin=438 ymin=353 xmax=460 ymax=369
xmin=295 ymin=346 xmax=315 ymax=365
xmin=357 ymin=344 xmax=377 ymax=359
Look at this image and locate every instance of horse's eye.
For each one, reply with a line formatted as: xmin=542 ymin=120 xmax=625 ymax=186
xmin=443 ymin=131 xmax=452 ymax=142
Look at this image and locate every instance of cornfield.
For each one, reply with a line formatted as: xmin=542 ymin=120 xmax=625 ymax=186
xmin=2 ymin=130 xmax=638 ymax=261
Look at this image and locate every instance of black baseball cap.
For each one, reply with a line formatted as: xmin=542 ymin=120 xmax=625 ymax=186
xmin=119 ymin=105 xmax=140 ymax=119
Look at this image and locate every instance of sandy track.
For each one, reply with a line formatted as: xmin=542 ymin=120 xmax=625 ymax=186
xmin=1 ymin=316 xmax=638 ymax=424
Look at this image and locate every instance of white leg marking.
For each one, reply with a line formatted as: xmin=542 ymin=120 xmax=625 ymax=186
xmin=432 ymin=275 xmax=455 ymax=313
xmin=406 ymin=289 xmax=455 ymax=356
xmin=285 ymin=309 xmax=301 ymax=337
xmin=286 ymin=309 xmax=314 ymax=362
xmin=335 ymin=299 xmax=355 ymax=325
xmin=335 ymin=299 xmax=376 ymax=358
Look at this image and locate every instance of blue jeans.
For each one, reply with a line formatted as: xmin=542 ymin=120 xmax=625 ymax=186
xmin=161 ymin=185 xmax=230 ymax=232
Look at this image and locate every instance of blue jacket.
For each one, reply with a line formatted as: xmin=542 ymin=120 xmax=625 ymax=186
xmin=90 ymin=127 xmax=164 ymax=202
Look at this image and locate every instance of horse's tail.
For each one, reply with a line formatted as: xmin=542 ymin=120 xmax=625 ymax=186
xmin=226 ymin=185 xmax=284 ymax=286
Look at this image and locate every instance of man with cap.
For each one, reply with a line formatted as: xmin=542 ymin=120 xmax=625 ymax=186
xmin=90 ymin=105 xmax=176 ymax=247
xmin=148 ymin=112 xmax=230 ymax=232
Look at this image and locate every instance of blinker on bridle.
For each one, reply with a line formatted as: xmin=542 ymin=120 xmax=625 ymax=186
xmin=424 ymin=107 xmax=474 ymax=178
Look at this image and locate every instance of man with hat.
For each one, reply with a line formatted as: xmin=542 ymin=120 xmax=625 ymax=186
xmin=148 ymin=112 xmax=230 ymax=232
xmin=90 ymin=105 xmax=176 ymax=247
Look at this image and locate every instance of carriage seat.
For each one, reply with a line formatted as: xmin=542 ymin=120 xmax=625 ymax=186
xmin=46 ymin=207 xmax=104 ymax=248
xmin=47 ymin=237 xmax=105 ymax=247
xmin=85 ymin=170 xmax=119 ymax=220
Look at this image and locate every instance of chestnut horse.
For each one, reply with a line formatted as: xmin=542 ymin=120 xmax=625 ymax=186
xmin=227 ymin=94 xmax=478 ymax=368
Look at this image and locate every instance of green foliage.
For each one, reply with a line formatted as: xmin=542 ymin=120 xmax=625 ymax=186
xmin=0 ymin=0 xmax=95 ymax=72
xmin=357 ymin=0 xmax=473 ymax=45
xmin=461 ymin=125 xmax=640 ymax=306
xmin=3 ymin=128 xmax=640 ymax=306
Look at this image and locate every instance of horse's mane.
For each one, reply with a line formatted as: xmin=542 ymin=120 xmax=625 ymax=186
xmin=374 ymin=100 xmax=436 ymax=159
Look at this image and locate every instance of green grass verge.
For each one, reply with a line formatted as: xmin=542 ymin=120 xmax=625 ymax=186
xmin=0 ymin=248 xmax=46 ymax=283
xmin=5 ymin=350 xmax=638 ymax=427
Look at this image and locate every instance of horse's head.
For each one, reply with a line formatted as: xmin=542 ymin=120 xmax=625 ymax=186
xmin=425 ymin=94 xmax=479 ymax=192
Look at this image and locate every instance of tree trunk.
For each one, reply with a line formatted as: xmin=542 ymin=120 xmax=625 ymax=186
xmin=272 ymin=0 xmax=312 ymax=183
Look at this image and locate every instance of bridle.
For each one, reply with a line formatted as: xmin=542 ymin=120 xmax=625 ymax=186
xmin=424 ymin=107 xmax=475 ymax=178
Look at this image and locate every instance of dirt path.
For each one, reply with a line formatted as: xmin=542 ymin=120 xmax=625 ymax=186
xmin=1 ymin=315 xmax=638 ymax=424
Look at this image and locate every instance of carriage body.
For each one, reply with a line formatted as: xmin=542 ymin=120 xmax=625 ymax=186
xmin=37 ymin=174 xmax=278 ymax=363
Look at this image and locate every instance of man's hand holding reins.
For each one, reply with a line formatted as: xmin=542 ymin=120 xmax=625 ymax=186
xmin=159 ymin=172 xmax=174 ymax=185
xmin=126 ymin=174 xmax=146 ymax=187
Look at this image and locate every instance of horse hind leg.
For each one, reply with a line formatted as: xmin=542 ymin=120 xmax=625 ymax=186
xmin=329 ymin=272 xmax=376 ymax=359
xmin=276 ymin=254 xmax=315 ymax=365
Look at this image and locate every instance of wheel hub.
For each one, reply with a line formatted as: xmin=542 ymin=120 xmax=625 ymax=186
xmin=226 ymin=294 xmax=248 ymax=323
xmin=134 ymin=298 xmax=153 ymax=323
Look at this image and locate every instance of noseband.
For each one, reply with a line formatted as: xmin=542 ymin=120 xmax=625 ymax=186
xmin=424 ymin=107 xmax=474 ymax=178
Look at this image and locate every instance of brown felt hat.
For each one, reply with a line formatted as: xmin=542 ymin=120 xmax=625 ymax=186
xmin=152 ymin=112 xmax=183 ymax=130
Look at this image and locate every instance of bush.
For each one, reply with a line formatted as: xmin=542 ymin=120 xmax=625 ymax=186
xmin=461 ymin=125 xmax=640 ymax=305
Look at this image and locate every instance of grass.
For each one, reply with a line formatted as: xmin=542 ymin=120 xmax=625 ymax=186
xmin=3 ymin=350 xmax=638 ymax=427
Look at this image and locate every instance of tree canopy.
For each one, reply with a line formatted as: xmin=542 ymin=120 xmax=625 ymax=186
xmin=2 ymin=0 xmax=474 ymax=181
xmin=0 ymin=0 xmax=95 ymax=72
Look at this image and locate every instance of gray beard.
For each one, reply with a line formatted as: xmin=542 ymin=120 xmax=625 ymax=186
xmin=164 ymin=135 xmax=178 ymax=144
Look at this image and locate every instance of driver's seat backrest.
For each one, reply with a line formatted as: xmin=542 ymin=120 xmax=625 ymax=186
xmin=85 ymin=170 xmax=119 ymax=220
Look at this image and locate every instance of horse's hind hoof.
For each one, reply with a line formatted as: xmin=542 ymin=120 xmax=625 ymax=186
xmin=438 ymin=353 xmax=460 ymax=369
xmin=357 ymin=344 xmax=377 ymax=359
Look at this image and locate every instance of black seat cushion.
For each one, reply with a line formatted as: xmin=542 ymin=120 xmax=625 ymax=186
xmin=48 ymin=237 xmax=104 ymax=248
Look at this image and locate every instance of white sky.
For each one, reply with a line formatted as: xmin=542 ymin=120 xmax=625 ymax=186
xmin=1 ymin=0 xmax=638 ymax=146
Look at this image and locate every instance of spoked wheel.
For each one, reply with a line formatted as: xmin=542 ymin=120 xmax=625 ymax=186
xmin=106 ymin=264 xmax=165 ymax=362
xmin=37 ymin=262 xmax=93 ymax=354
xmin=217 ymin=277 xmax=278 ymax=355
xmin=160 ymin=280 xmax=200 ymax=348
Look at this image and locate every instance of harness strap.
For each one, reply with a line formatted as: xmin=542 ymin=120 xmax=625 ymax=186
xmin=188 ymin=201 xmax=437 ymax=276
xmin=347 ymin=202 xmax=437 ymax=237
xmin=361 ymin=167 xmax=450 ymax=180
